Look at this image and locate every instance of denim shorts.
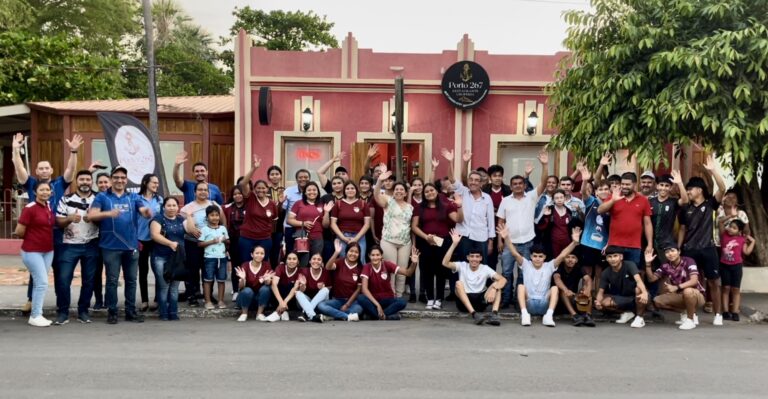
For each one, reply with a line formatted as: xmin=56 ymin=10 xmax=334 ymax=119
xmin=526 ymin=297 xmax=550 ymax=315
xmin=203 ymin=258 xmax=228 ymax=282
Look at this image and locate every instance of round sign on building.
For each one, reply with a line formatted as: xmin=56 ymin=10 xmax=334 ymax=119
xmin=441 ymin=61 xmax=491 ymax=109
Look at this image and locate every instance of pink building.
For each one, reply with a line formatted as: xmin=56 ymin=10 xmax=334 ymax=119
xmin=234 ymin=31 xmax=575 ymax=185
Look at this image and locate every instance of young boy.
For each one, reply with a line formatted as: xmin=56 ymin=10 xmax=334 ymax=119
xmin=443 ymin=229 xmax=507 ymax=326
xmin=595 ymin=246 xmax=649 ymax=328
xmin=552 ymin=249 xmax=595 ymax=327
xmin=499 ymin=224 xmax=581 ymax=327
xmin=198 ymin=206 xmax=230 ymax=310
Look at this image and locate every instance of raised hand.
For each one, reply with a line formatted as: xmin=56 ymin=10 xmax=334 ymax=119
xmin=66 ymin=134 xmax=84 ymax=151
xmin=252 ymin=155 xmax=262 ymax=169
xmin=334 ymin=239 xmax=343 ymax=254
xmin=334 ymin=151 xmax=347 ymax=162
xmin=234 ymin=267 xmax=246 ymax=280
xmin=611 ymin=186 xmax=624 ymax=200
xmin=12 ymin=132 xmax=26 ymax=150
xmin=538 ymin=148 xmax=549 ymax=164
xmin=367 ymin=144 xmax=379 ymax=159
xmin=670 ymin=170 xmax=682 ymax=185
xmin=410 ymin=246 xmax=420 ymax=263
xmin=323 ymin=201 xmax=334 ymax=213
xmin=571 ymin=226 xmax=582 ymax=242
xmin=580 ymin=164 xmax=592 ymax=181
xmin=441 ymin=148 xmax=454 ymax=162
xmin=452 ymin=193 xmax=463 ymax=208
xmin=462 ymin=150 xmax=472 ymax=163
xmin=524 ymin=161 xmax=534 ymax=176
xmin=495 ymin=223 xmax=508 ymax=240
xmin=449 ymin=228 xmax=461 ymax=243
xmin=600 ymin=151 xmax=613 ymax=166
xmin=378 ymin=162 xmax=388 ymax=174
xmin=431 ymin=157 xmax=439 ymax=170
xmin=378 ymin=170 xmax=393 ymax=182
xmin=746 ymin=235 xmax=755 ymax=244
xmin=175 ymin=151 xmax=188 ymax=165
xmin=703 ymin=154 xmax=717 ymax=171
xmin=644 ymin=251 xmax=656 ymax=265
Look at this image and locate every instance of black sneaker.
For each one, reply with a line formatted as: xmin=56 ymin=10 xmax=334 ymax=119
xmin=731 ymin=313 xmax=740 ymax=322
xmin=472 ymin=312 xmax=485 ymax=325
xmin=572 ymin=314 xmax=584 ymax=327
xmin=125 ymin=313 xmax=145 ymax=323
xmin=311 ymin=314 xmax=324 ymax=323
xmin=93 ymin=302 xmax=105 ymax=311
xmin=77 ymin=313 xmax=92 ymax=324
xmin=582 ymin=313 xmax=596 ymax=327
xmin=722 ymin=312 xmax=733 ymax=320
xmin=297 ymin=313 xmax=308 ymax=322
xmin=487 ymin=312 xmax=501 ymax=326
xmin=53 ymin=313 xmax=69 ymax=325
xmin=418 ymin=294 xmax=428 ymax=304
xmin=107 ymin=313 xmax=118 ymax=324
xmin=408 ymin=293 xmax=417 ymax=303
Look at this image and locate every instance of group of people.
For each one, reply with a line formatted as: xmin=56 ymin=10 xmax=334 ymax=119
xmin=12 ymin=133 xmax=755 ymax=330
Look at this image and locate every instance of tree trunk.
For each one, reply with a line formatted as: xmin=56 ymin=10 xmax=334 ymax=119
xmin=738 ymin=178 xmax=768 ymax=266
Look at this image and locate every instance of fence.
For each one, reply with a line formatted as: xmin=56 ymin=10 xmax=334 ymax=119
xmin=0 ymin=188 xmax=26 ymax=239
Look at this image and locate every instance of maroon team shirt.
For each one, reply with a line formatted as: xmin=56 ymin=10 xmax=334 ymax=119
xmin=489 ymin=188 xmax=504 ymax=212
xmin=608 ymin=194 xmax=651 ymax=249
xmin=331 ymin=199 xmax=368 ymax=233
xmin=240 ymin=195 xmax=278 ymax=240
xmin=331 ymin=258 xmax=361 ymax=299
xmin=361 ymin=261 xmax=399 ymax=300
xmin=417 ymin=202 xmax=458 ymax=237
xmin=242 ymin=261 xmax=273 ymax=291
xmin=18 ymin=202 xmax=54 ymax=252
xmin=290 ymin=200 xmax=325 ymax=239
xmin=274 ymin=262 xmax=301 ymax=289
xmin=302 ymin=268 xmax=332 ymax=297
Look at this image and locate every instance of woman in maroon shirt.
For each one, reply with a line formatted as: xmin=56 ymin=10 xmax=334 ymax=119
xmin=330 ymin=181 xmax=371 ymax=258
xmin=239 ymin=179 xmax=278 ymax=264
xmin=411 ymin=183 xmax=464 ymax=310
xmin=233 ymin=246 xmax=274 ymax=322
xmin=295 ymin=252 xmax=333 ymax=322
xmin=16 ymin=182 xmax=55 ymax=327
xmin=358 ymin=245 xmax=419 ymax=320
xmin=287 ymin=182 xmax=333 ymax=267
xmin=537 ymin=189 xmax=575 ymax=259
xmin=224 ymin=185 xmax=246 ymax=298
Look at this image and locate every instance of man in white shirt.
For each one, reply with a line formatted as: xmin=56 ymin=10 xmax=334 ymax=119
xmin=496 ymin=148 xmax=549 ymax=308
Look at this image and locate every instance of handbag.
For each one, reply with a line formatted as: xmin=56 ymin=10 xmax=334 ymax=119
xmin=294 ymin=228 xmax=310 ymax=253
xmin=163 ymin=247 xmax=188 ymax=283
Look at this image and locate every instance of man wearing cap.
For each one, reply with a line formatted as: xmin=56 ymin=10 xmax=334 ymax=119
xmin=597 ymin=172 xmax=654 ymax=267
xmin=317 ymin=151 xmax=349 ymax=194
xmin=88 ymin=166 xmax=153 ymax=325
xmin=173 ymin=151 xmax=224 ymax=205
xmin=595 ymin=246 xmax=650 ymax=328
xmin=643 ymin=242 xmax=705 ymax=330
xmin=678 ymin=155 xmax=726 ymax=325
xmin=639 ymin=171 xmax=657 ymax=197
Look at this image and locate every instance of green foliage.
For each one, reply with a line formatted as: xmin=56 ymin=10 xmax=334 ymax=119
xmin=0 ymin=0 xmax=35 ymax=31
xmin=0 ymin=32 xmax=124 ymax=105
xmin=229 ymin=7 xmax=339 ymax=51
xmin=548 ymin=0 xmax=768 ymax=182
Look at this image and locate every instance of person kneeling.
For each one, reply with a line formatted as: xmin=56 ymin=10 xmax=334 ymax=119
xmin=595 ymin=246 xmax=649 ymax=328
xmin=443 ymin=229 xmax=506 ymax=326
xmin=358 ymin=245 xmax=419 ymax=320
xmin=295 ymin=252 xmax=332 ymax=323
xmin=644 ymin=242 xmax=705 ymax=330
xmin=552 ymin=249 xmax=595 ymax=327
xmin=233 ymin=246 xmax=274 ymax=322
xmin=501 ymin=224 xmax=582 ymax=327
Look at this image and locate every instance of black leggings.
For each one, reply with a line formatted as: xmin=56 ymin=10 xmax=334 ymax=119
xmin=229 ymin=234 xmax=241 ymax=293
xmin=185 ymin=239 xmax=204 ymax=298
xmin=416 ymin=236 xmax=451 ymax=301
xmin=138 ymin=240 xmax=154 ymax=303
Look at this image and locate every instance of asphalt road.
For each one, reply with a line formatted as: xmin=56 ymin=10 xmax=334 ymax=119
xmin=1 ymin=317 xmax=766 ymax=398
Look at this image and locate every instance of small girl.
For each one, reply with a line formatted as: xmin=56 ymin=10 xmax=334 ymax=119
xmin=719 ymin=219 xmax=755 ymax=322
xmin=199 ymin=205 xmax=230 ymax=310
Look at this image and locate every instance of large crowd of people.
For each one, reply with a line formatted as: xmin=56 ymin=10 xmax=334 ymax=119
xmin=11 ymin=132 xmax=755 ymax=330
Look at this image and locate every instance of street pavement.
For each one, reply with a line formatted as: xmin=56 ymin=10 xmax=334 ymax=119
xmin=0 ymin=317 xmax=766 ymax=398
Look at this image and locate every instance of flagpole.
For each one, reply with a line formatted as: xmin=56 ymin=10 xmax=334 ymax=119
xmin=142 ymin=0 xmax=168 ymax=197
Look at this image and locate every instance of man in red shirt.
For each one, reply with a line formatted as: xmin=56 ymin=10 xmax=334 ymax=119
xmin=597 ymin=172 xmax=653 ymax=267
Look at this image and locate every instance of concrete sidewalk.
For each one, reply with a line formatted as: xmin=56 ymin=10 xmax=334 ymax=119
xmin=1 ymin=254 xmax=766 ymax=323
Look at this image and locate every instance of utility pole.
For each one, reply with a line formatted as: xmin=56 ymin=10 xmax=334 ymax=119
xmin=394 ymin=77 xmax=404 ymax=181
xmin=141 ymin=0 xmax=168 ymax=197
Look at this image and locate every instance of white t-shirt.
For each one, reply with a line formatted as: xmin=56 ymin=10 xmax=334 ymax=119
xmin=496 ymin=190 xmax=538 ymax=244
xmin=521 ymin=258 xmax=555 ymax=300
xmin=453 ymin=261 xmax=496 ymax=294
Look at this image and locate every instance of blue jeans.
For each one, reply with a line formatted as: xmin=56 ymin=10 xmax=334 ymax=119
xmin=102 ymin=248 xmax=139 ymax=315
xmin=501 ymin=239 xmax=533 ymax=306
xmin=203 ymin=258 xmax=228 ymax=282
xmin=317 ymin=297 xmax=363 ymax=320
xmin=237 ymin=286 xmax=272 ymax=311
xmin=55 ymin=241 xmax=99 ymax=315
xmin=295 ymin=287 xmax=330 ymax=318
xmin=526 ymin=297 xmax=550 ymax=315
xmin=357 ymin=295 xmax=407 ymax=319
xmin=152 ymin=256 xmax=180 ymax=319
xmin=337 ymin=233 xmax=366 ymax=260
xmin=618 ymin=247 xmax=642 ymax=268
xmin=238 ymin=236 xmax=272 ymax=264
xmin=21 ymin=250 xmax=53 ymax=318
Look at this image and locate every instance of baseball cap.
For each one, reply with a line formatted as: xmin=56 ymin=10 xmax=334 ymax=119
xmin=641 ymin=170 xmax=655 ymax=179
xmin=110 ymin=165 xmax=128 ymax=176
xmin=662 ymin=241 xmax=679 ymax=252
xmin=657 ymin=174 xmax=673 ymax=185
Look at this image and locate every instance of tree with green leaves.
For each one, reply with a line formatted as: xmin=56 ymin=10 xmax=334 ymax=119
xmin=0 ymin=32 xmax=124 ymax=105
xmin=548 ymin=0 xmax=768 ymax=264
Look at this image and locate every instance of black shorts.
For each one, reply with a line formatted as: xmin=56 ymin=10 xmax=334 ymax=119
xmin=683 ymin=247 xmax=720 ymax=279
xmin=606 ymin=295 xmax=635 ymax=311
xmin=457 ymin=292 xmax=488 ymax=313
xmin=720 ymin=263 xmax=743 ymax=288
xmin=580 ymin=246 xmax=605 ymax=268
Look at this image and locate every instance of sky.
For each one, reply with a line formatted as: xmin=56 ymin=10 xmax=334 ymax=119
xmin=181 ymin=0 xmax=592 ymax=55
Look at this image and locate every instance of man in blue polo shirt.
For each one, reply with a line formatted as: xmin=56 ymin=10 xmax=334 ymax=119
xmin=11 ymin=132 xmax=83 ymax=311
xmin=173 ymin=150 xmax=224 ymax=204
xmin=88 ymin=166 xmax=152 ymax=325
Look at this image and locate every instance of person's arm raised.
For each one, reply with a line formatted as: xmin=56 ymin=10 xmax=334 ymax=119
xmin=317 ymin=151 xmax=346 ymax=189
xmin=536 ymin=148 xmax=549 ymax=196
xmin=172 ymin=151 xmax=187 ymax=190
xmin=11 ymin=133 xmax=29 ymax=184
xmin=703 ymin=155 xmax=727 ymax=203
xmin=552 ymin=227 xmax=582 ymax=268
xmin=373 ymin=171 xmax=391 ymax=209
xmin=62 ymin=134 xmax=84 ymax=183
xmin=442 ymin=229 xmax=462 ymax=271
xmin=240 ymin=155 xmax=261 ymax=198
xmin=496 ymin=223 xmax=525 ymax=266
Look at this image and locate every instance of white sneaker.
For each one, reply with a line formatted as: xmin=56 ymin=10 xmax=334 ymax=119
xmin=693 ymin=313 xmax=699 ymax=325
xmin=281 ymin=311 xmax=290 ymax=321
xmin=266 ymin=312 xmax=281 ymax=322
xmin=675 ymin=312 xmax=687 ymax=325
xmin=679 ymin=317 xmax=696 ymax=330
xmin=236 ymin=314 xmax=248 ymax=322
xmin=347 ymin=313 xmax=359 ymax=322
xmin=630 ymin=316 xmax=645 ymax=328
xmin=319 ymin=314 xmax=329 ymax=322
xmin=616 ymin=311 xmax=635 ymax=324
xmin=542 ymin=313 xmax=556 ymax=327
xmin=425 ymin=300 xmax=434 ymax=310
xmin=432 ymin=300 xmax=442 ymax=310
xmin=713 ymin=313 xmax=723 ymax=326
xmin=232 ymin=292 xmax=239 ymax=302
xmin=521 ymin=312 xmax=532 ymax=326
xmin=28 ymin=316 xmax=52 ymax=327
xmin=256 ymin=314 xmax=267 ymax=321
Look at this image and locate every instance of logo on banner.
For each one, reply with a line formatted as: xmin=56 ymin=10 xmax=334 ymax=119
xmin=114 ymin=125 xmax=155 ymax=184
